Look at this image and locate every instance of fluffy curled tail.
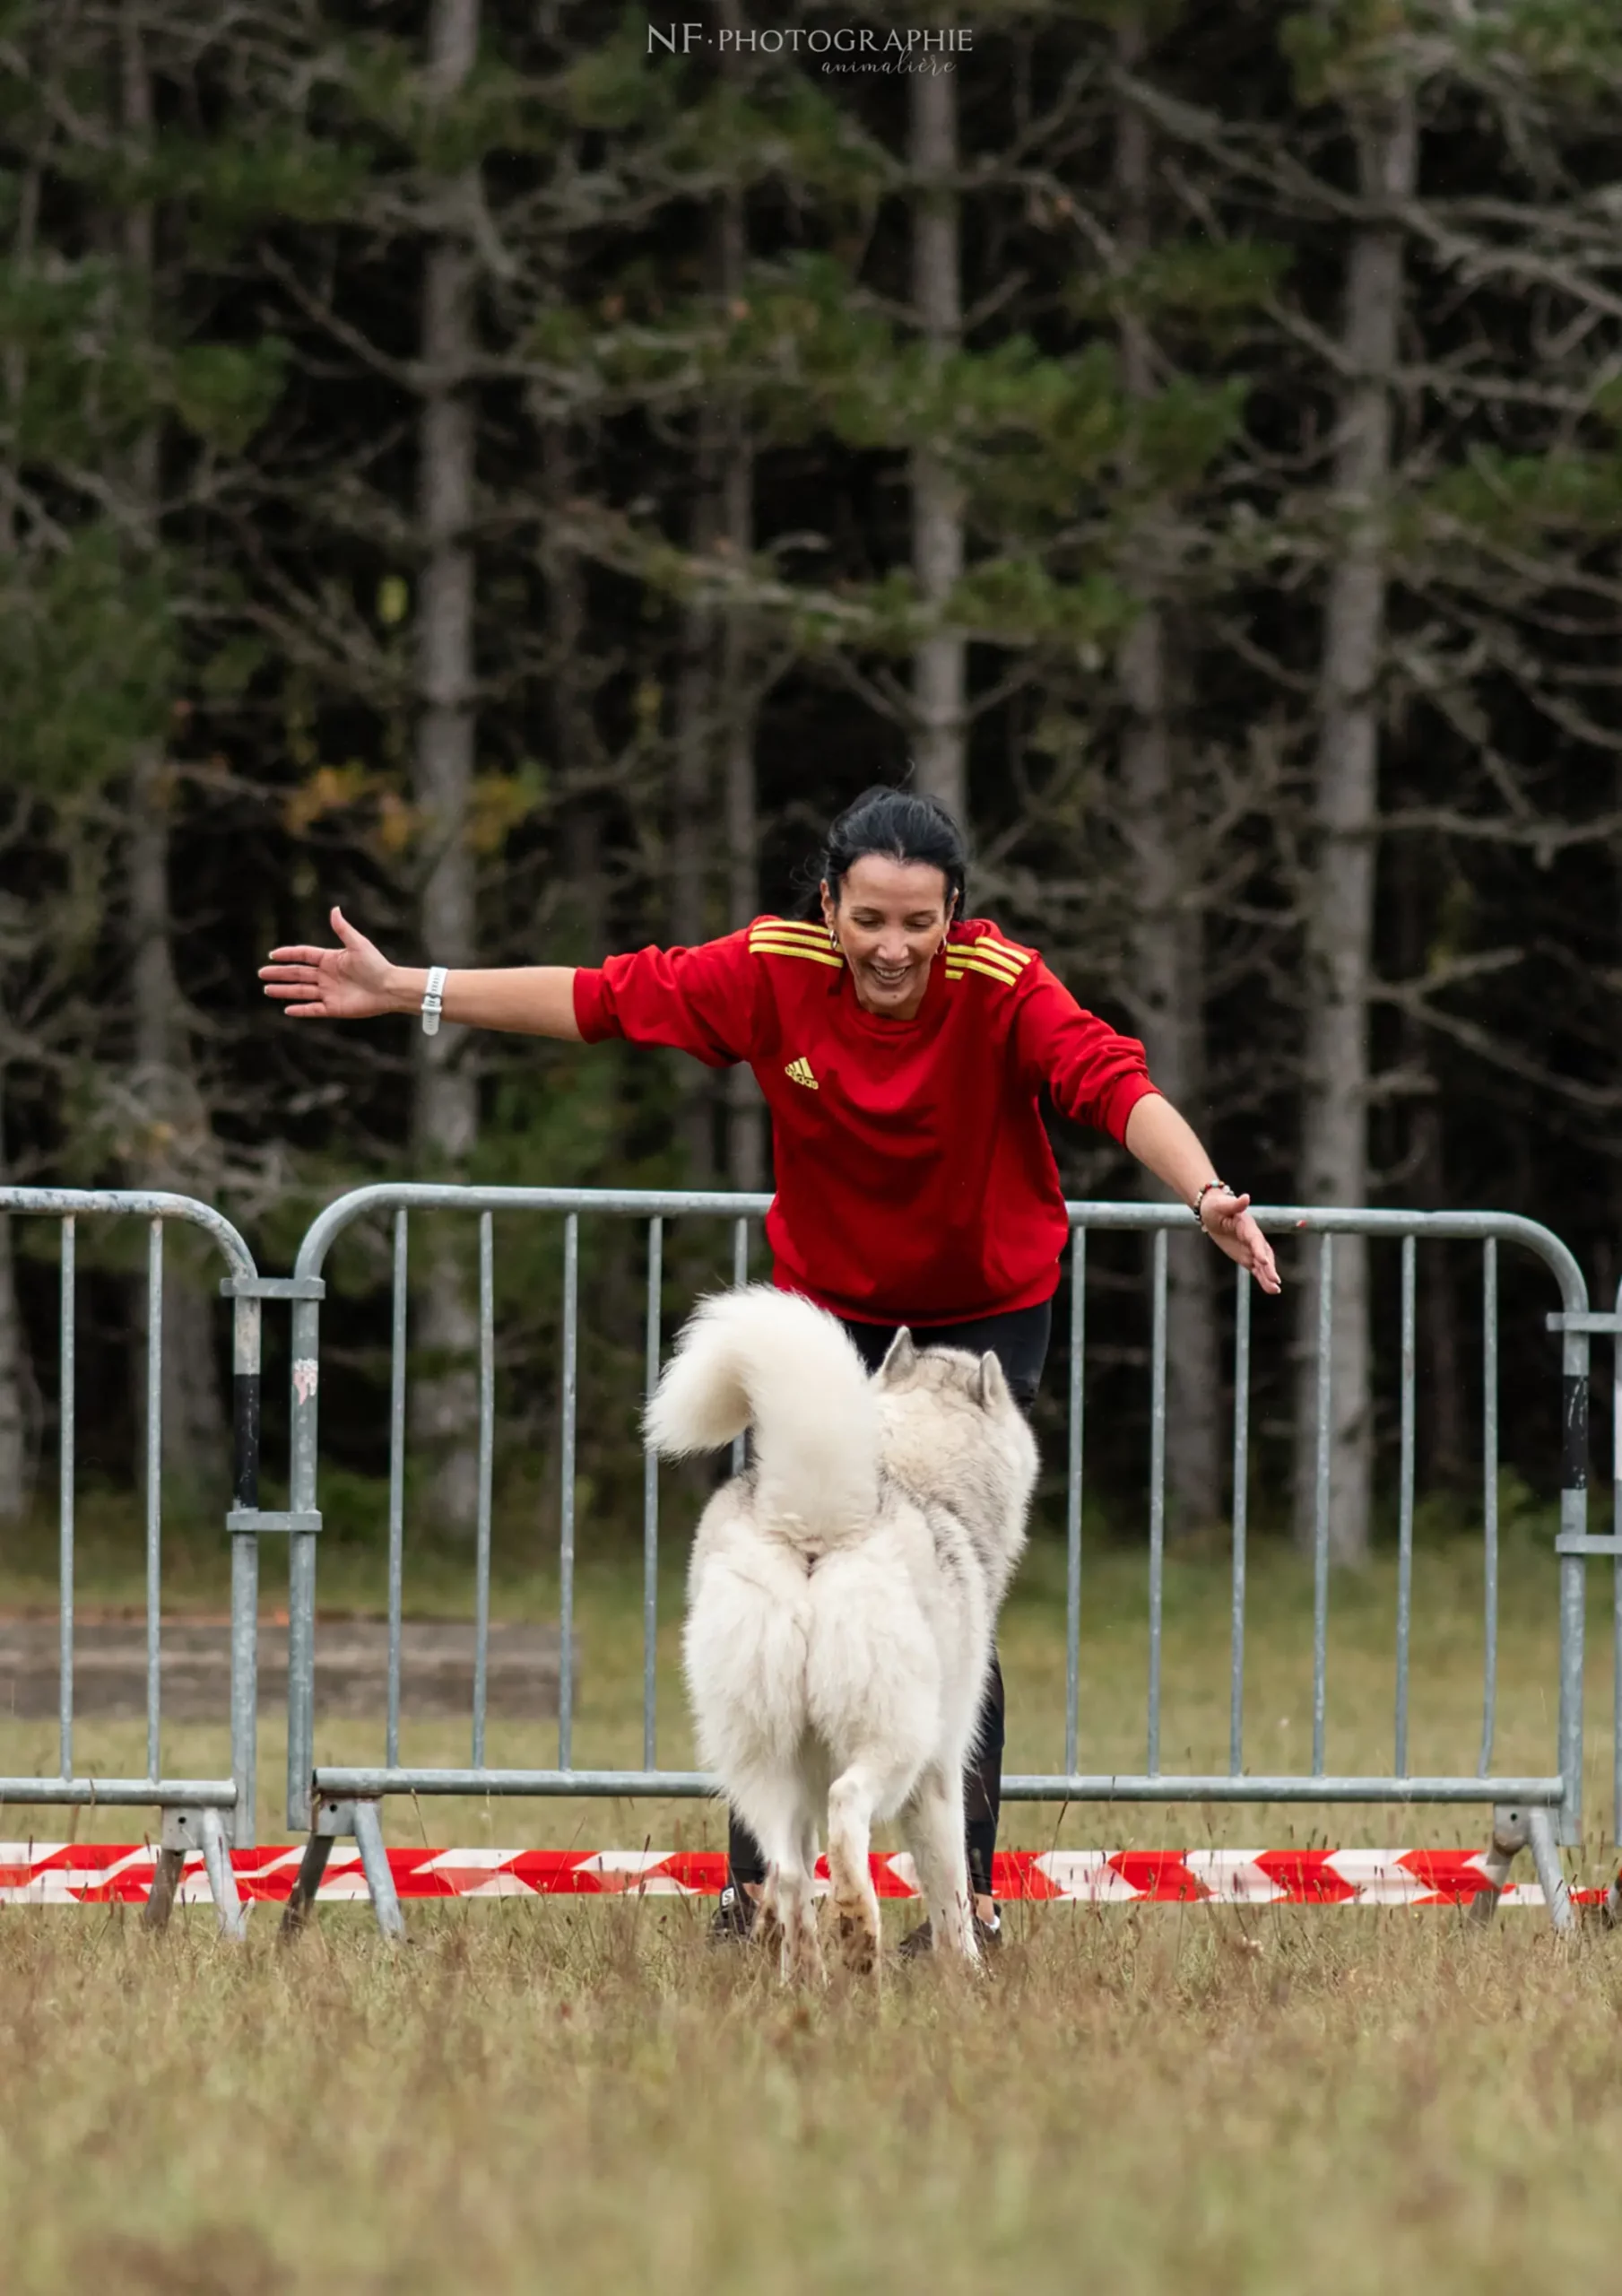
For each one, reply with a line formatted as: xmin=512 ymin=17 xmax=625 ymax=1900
xmin=645 ymin=1284 xmax=879 ymax=1544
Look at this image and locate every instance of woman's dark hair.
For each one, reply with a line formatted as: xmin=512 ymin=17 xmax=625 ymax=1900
xmin=815 ymin=786 xmax=969 ymax=918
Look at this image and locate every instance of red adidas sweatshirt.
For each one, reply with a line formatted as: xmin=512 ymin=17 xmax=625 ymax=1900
xmin=572 ymin=915 xmax=1159 ymax=1326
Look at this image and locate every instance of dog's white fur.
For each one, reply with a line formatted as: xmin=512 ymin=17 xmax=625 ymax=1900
xmin=646 ymin=1285 xmax=1037 ymax=1981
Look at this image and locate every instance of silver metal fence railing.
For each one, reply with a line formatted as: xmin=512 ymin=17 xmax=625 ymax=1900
xmin=276 ymin=1184 xmax=772 ymax=1935
xmin=0 ymin=1188 xmax=293 ymax=1937
xmin=276 ymin=1187 xmax=1594 ymax=1937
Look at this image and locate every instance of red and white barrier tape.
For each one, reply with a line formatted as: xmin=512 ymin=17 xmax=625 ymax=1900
xmin=0 ymin=1844 xmax=1600 ymax=1909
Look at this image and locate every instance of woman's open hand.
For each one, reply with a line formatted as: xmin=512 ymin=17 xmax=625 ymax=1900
xmin=1199 ymin=1189 xmax=1282 ymax=1294
xmin=260 ymin=907 xmax=397 ymax=1022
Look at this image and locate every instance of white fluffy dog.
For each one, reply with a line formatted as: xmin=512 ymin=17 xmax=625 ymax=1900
xmin=646 ymin=1285 xmax=1037 ymax=1981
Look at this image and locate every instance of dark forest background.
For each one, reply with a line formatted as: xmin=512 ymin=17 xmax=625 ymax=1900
xmin=4 ymin=0 xmax=1622 ymax=1567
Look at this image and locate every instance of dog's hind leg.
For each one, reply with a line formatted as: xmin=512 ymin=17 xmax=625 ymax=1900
xmin=826 ymin=1761 xmax=885 ymax=1975
xmin=902 ymin=1762 xmax=977 ymax=1963
xmin=787 ymin=1818 xmax=825 ymax=1987
xmin=750 ymin=1792 xmax=825 ymax=1987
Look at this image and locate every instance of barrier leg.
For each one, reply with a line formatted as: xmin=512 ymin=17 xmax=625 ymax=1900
xmin=351 ymin=1799 xmax=406 ymax=1942
xmin=1527 ymin=1807 xmax=1574 ymax=1934
xmin=279 ymin=1829 xmax=335 ymax=1940
xmin=279 ymin=1796 xmax=403 ymax=1941
xmin=1469 ymin=1804 xmax=1528 ymax=1926
xmin=141 ymin=1845 xmax=185 ymax=1932
xmin=143 ymin=1807 xmax=246 ymax=1939
xmin=196 ymin=1806 xmax=247 ymax=1940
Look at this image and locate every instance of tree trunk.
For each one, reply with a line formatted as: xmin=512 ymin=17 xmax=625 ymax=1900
xmin=541 ymin=426 xmax=604 ymax=962
xmin=0 ymin=161 xmax=41 ymax=1526
xmin=1292 ymin=90 xmax=1417 ymax=1563
xmin=671 ymin=409 xmax=716 ymax=1181
xmin=717 ymin=177 xmax=765 ymax=1195
xmin=670 ymin=144 xmax=762 ymax=1187
xmin=1393 ymin=839 xmax=1465 ymax=1487
xmin=122 ymin=4 xmax=225 ymax=1508
xmin=909 ymin=65 xmax=967 ymax=823
xmin=1115 ymin=34 xmax=1220 ymax=1538
xmin=0 ymin=1075 xmax=39 ymax=1524
xmin=410 ymin=0 xmax=481 ymax=1537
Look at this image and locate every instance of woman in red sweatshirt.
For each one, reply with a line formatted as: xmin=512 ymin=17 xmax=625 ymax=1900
xmin=263 ymin=787 xmax=1279 ymax=1944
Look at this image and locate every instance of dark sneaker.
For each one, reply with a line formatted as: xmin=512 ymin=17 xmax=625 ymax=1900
xmin=898 ymin=1907 xmax=1002 ymax=1960
xmin=708 ymin=1883 xmax=755 ymax=1945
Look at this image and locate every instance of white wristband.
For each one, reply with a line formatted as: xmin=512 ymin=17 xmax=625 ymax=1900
xmin=421 ymin=964 xmax=448 ymax=1037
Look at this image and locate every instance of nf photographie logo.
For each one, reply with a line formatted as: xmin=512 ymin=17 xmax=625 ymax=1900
xmin=648 ymin=21 xmax=974 ymax=73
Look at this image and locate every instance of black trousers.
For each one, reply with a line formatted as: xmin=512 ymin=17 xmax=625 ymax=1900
xmin=725 ymin=1297 xmax=1052 ymax=1901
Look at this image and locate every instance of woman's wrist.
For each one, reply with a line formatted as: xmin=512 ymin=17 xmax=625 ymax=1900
xmin=385 ymin=962 xmax=429 ymax=1016
xmin=1193 ymin=1178 xmax=1227 ymax=1228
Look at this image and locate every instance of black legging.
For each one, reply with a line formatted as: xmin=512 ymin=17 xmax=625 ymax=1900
xmin=725 ymin=1297 xmax=1052 ymax=1901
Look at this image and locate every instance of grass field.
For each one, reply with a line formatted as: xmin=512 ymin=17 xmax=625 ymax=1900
xmin=6 ymin=1891 xmax=1622 ymax=2291
xmin=4 ymin=1502 xmax=1622 ymax=2292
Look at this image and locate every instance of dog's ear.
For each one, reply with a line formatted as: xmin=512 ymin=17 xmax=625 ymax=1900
xmin=972 ymin=1352 xmax=1009 ymax=1412
xmin=877 ymin=1328 xmax=917 ymax=1385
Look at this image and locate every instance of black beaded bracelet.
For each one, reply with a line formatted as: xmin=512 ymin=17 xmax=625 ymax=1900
xmin=1193 ymin=1179 xmax=1228 ymax=1225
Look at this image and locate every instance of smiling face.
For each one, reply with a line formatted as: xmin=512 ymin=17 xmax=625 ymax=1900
xmin=821 ymin=852 xmax=955 ymax=1019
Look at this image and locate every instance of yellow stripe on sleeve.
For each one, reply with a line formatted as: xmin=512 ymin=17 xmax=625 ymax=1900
xmin=952 ymin=939 xmax=1030 ymax=976
xmin=749 ymin=937 xmax=845 ymax=969
xmin=945 ymin=953 xmax=1028 ymax=988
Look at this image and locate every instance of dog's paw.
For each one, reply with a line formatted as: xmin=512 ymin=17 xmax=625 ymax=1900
xmin=835 ymin=1906 xmax=880 ymax=1977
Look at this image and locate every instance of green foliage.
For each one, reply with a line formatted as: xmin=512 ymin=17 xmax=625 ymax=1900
xmin=1126 ymin=376 xmax=1249 ymax=494
xmin=74 ymin=129 xmax=372 ymax=239
xmin=0 ymin=260 xmax=160 ymax=461
xmin=1415 ymin=446 xmax=1622 ymax=546
xmin=1066 ymin=238 xmax=1290 ymax=336
xmin=1282 ymin=0 xmax=1420 ymax=106
xmin=1465 ymin=0 xmax=1622 ymax=91
xmin=167 ymin=339 xmax=289 ymax=454
xmin=0 ymin=530 xmax=177 ymax=789
xmin=949 ymin=559 xmax=1132 ymax=645
xmin=564 ymin=11 xmax=689 ymax=132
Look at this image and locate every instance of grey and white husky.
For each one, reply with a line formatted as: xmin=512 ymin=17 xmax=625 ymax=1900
xmin=646 ymin=1285 xmax=1037 ymax=1982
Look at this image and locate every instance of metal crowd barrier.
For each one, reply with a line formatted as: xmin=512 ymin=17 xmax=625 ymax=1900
xmin=273 ymin=1187 xmax=1599 ymax=1939
xmin=0 ymin=1187 xmax=301 ymax=1938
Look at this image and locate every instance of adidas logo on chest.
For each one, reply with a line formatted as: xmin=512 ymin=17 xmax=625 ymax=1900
xmin=784 ymin=1057 xmax=820 ymax=1091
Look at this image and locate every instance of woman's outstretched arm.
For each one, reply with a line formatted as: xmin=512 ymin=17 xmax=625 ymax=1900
xmin=260 ymin=907 xmax=583 ymax=1039
xmin=1123 ymin=1092 xmax=1281 ymax=1294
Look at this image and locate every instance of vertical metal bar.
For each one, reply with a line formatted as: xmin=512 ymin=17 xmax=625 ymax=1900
xmin=1146 ymin=1225 xmax=1167 ymax=1777
xmin=1065 ymin=1226 xmax=1085 ymax=1776
xmin=472 ymin=1212 xmax=494 ymax=1768
xmin=1557 ymin=1316 xmax=1591 ymax=1846
xmin=644 ymin=1217 xmax=663 ymax=1772
xmin=145 ymin=1219 xmax=162 ymax=1783
xmin=1395 ymin=1234 xmax=1416 ymax=1777
xmin=1311 ymin=1231 xmax=1333 ymax=1779
xmin=286 ymin=1294 xmax=321 ymax=1831
xmin=1479 ymin=1239 xmax=1499 ymax=1779
xmin=386 ymin=1212 xmax=408 ymax=1770
xmin=229 ymin=1291 xmax=262 ymax=1848
xmin=1228 ymin=1263 xmax=1250 ymax=1779
xmin=1613 ymin=1298 xmax=1620 ymax=1845
xmin=57 ymin=1217 xmax=74 ymax=1784
xmin=731 ymin=1215 xmax=749 ymax=1477
xmin=559 ymin=1213 xmax=578 ymax=1771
